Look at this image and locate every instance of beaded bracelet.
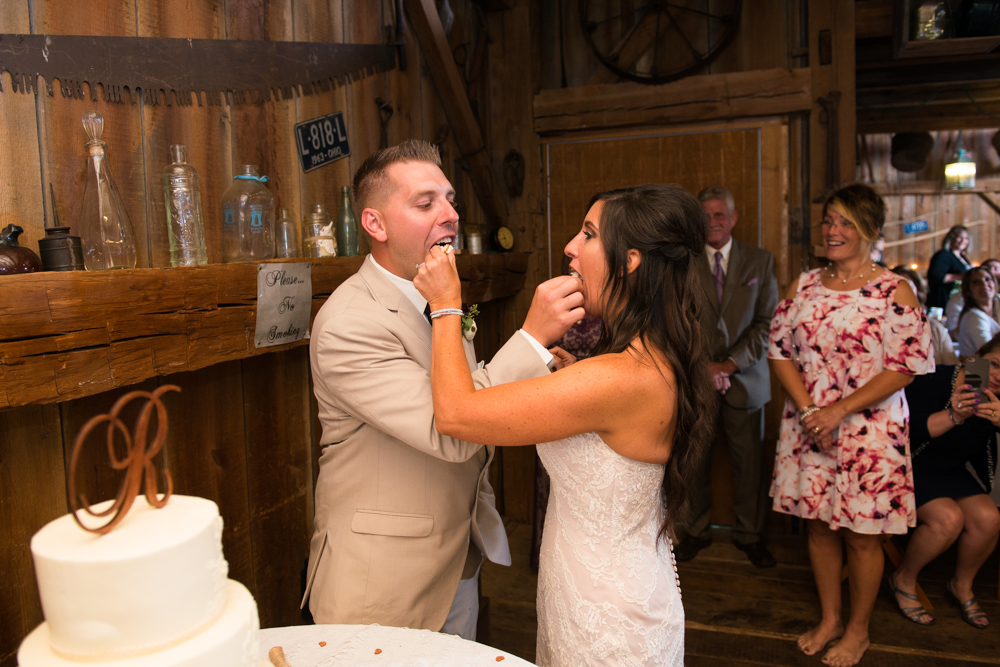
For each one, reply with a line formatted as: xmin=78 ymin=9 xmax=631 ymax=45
xmin=948 ymin=406 xmax=965 ymax=426
xmin=429 ymin=308 xmax=464 ymax=319
xmin=798 ymin=404 xmax=820 ymax=424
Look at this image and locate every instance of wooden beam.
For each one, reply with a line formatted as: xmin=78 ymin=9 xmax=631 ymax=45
xmin=808 ymin=0 xmax=855 ymax=250
xmin=0 ymin=254 xmax=530 ymax=410
xmin=870 ymin=179 xmax=1000 ymax=195
xmin=855 ymin=0 xmax=893 ymax=39
xmin=585 ymin=11 xmax=667 ymax=86
xmin=402 ymin=0 xmax=507 ymax=228
xmin=533 ymin=67 xmax=812 ymax=134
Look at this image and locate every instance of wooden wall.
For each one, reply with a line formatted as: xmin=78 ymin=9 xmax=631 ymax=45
xmin=859 ymin=129 xmax=1000 ymax=272
xmin=0 ymin=1 xmax=531 ymax=664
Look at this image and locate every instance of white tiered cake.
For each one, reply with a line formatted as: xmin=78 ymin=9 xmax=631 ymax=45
xmin=18 ymin=495 xmax=263 ymax=667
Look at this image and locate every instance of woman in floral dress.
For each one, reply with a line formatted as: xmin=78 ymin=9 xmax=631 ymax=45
xmin=769 ymin=185 xmax=933 ymax=667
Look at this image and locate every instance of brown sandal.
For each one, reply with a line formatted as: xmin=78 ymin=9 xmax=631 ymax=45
xmin=886 ymin=574 xmax=934 ymax=626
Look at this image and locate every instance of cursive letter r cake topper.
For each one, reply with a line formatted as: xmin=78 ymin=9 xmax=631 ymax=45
xmin=67 ymin=385 xmax=180 ymax=534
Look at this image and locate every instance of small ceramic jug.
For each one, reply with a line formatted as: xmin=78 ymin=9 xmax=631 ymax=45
xmin=0 ymin=225 xmax=43 ymax=275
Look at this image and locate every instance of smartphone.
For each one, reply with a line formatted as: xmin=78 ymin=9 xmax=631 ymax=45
xmin=965 ymin=358 xmax=990 ymax=399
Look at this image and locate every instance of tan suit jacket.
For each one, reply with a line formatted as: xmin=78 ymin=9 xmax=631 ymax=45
xmin=303 ymin=257 xmax=549 ymax=631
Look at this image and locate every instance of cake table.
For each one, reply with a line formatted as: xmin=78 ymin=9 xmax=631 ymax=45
xmin=258 ymin=624 xmax=535 ymax=667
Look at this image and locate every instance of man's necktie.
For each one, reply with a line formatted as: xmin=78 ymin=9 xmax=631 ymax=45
xmin=713 ymin=251 xmax=725 ymax=304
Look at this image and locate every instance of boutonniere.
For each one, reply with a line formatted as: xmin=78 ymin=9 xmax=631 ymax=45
xmin=462 ymin=304 xmax=479 ymax=341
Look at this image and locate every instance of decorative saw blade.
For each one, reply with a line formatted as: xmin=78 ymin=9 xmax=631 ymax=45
xmin=0 ymin=34 xmax=396 ymax=106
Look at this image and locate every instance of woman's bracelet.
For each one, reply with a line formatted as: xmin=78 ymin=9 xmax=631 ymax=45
xmin=429 ymin=308 xmax=464 ymax=319
xmin=948 ymin=406 xmax=965 ymax=426
xmin=798 ymin=404 xmax=820 ymax=424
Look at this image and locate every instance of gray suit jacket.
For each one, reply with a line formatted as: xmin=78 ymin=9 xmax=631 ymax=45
xmin=303 ymin=257 xmax=549 ymax=631
xmin=696 ymin=239 xmax=779 ymax=410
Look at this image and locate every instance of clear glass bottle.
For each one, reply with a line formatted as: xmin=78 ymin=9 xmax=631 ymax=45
xmin=337 ymin=186 xmax=359 ymax=257
xmin=274 ymin=207 xmax=300 ymax=258
xmin=78 ymin=111 xmax=137 ymax=271
xmin=162 ymin=144 xmax=207 ymax=266
xmin=302 ymin=204 xmax=337 ymax=258
xmin=221 ymin=165 xmax=275 ymax=262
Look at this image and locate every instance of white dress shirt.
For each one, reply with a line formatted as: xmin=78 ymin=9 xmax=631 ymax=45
xmin=705 ymin=238 xmax=733 ymax=274
xmin=369 ymin=255 xmax=554 ymax=366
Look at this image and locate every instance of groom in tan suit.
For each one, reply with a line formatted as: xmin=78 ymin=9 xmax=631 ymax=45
xmin=302 ymin=141 xmax=581 ymax=639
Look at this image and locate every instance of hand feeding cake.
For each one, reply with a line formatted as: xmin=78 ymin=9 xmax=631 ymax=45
xmin=17 ymin=495 xmax=262 ymax=667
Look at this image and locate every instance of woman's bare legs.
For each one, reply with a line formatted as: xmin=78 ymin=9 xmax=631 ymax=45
xmin=798 ymin=520 xmax=845 ymax=656
xmin=821 ymin=530 xmax=882 ymax=666
xmin=950 ymin=494 xmax=1000 ymax=626
xmin=892 ymin=498 xmax=964 ymax=623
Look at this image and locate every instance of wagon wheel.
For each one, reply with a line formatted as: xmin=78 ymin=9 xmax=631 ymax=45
xmin=580 ymin=0 xmax=742 ymax=85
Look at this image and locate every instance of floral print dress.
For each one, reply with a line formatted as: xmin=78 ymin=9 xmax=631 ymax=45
xmin=768 ymin=269 xmax=934 ymax=534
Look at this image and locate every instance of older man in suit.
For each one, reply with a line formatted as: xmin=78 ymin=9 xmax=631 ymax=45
xmin=302 ymin=140 xmax=582 ymax=639
xmin=676 ymin=185 xmax=779 ymax=568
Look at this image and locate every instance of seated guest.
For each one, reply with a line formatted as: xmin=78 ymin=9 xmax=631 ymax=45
xmin=946 ymin=289 xmax=964 ymax=340
xmin=927 ymin=226 xmax=971 ymax=310
xmin=893 ymin=265 xmax=957 ymax=366
xmin=891 ymin=337 xmax=1000 ymax=628
xmin=981 ymin=258 xmax=1000 ymax=323
xmin=958 ymin=267 xmax=1000 ymax=358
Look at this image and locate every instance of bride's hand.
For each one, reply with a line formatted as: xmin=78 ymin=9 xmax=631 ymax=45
xmin=414 ymin=245 xmax=461 ymax=310
xmin=549 ymin=346 xmax=577 ymax=370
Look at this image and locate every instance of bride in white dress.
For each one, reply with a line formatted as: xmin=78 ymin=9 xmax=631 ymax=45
xmin=415 ymin=184 xmax=716 ymax=666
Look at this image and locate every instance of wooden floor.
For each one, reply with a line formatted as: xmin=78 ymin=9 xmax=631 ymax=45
xmin=481 ymin=523 xmax=1000 ymax=666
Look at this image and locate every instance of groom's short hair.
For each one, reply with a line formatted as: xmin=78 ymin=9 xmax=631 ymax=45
xmin=353 ymin=140 xmax=443 ymax=213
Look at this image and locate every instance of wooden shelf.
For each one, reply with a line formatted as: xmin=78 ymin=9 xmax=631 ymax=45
xmin=0 ymin=253 xmax=529 ymax=410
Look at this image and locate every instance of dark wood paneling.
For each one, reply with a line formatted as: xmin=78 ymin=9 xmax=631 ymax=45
xmin=241 ymin=347 xmax=312 ymax=628
xmin=159 ymin=362 xmax=255 ymax=594
xmin=0 ymin=404 xmax=66 ymax=667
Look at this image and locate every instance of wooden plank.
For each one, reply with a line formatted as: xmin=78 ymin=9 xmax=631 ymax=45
xmin=0 ymin=254 xmax=526 ymax=410
xmin=137 ymin=1 xmax=230 ymax=267
xmin=808 ymin=0 xmax=856 ymax=256
xmin=872 ymin=180 xmax=1000 ymax=196
xmin=33 ymin=0 xmax=151 ymax=268
xmin=402 ymin=0 xmax=508 ymax=227
xmin=160 ymin=362 xmax=256 ymax=598
xmin=292 ymin=0 xmax=349 ymax=250
xmin=855 ymin=0 xmax=894 ymax=39
xmin=0 ymin=404 xmax=66 ymax=667
xmin=0 ymin=4 xmax=45 ymax=261
xmin=532 ymin=68 xmax=812 ymax=134
xmin=241 ymin=348 xmax=312 ymax=628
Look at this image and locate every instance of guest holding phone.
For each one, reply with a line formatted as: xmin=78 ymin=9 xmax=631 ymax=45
xmin=958 ymin=267 xmax=1000 ymax=358
xmin=891 ymin=337 xmax=1000 ymax=629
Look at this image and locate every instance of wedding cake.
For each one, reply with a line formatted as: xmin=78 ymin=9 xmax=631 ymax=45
xmin=17 ymin=495 xmax=263 ymax=667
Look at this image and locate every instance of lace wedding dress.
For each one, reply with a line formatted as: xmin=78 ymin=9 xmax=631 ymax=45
xmin=535 ymin=432 xmax=684 ymax=667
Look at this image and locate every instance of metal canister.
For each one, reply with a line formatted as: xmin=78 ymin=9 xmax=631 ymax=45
xmin=465 ymin=233 xmax=484 ymax=254
xmin=38 ymin=226 xmax=85 ymax=271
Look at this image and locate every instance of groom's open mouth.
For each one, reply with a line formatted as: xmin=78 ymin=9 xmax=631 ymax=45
xmin=431 ymin=236 xmax=455 ymax=250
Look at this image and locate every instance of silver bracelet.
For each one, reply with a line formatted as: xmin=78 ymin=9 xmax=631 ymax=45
xmin=429 ymin=308 xmax=464 ymax=319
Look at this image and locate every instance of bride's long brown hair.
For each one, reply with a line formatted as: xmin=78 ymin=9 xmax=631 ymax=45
xmin=588 ymin=184 xmax=716 ymax=542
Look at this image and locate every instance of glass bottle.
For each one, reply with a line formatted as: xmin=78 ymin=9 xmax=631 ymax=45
xmin=221 ymin=165 xmax=275 ymax=262
xmin=162 ymin=144 xmax=207 ymax=266
xmin=337 ymin=186 xmax=359 ymax=257
xmin=274 ymin=207 xmax=300 ymax=258
xmin=78 ymin=111 xmax=137 ymax=270
xmin=302 ymin=204 xmax=337 ymax=258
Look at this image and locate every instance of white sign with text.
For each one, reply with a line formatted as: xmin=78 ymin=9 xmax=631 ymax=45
xmin=255 ymin=263 xmax=312 ymax=348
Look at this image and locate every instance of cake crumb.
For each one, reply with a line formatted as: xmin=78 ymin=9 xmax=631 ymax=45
xmin=496 ymin=658 xmax=505 ymax=662
xmin=319 ymin=641 xmax=326 ymax=647
xmin=374 ymin=649 xmax=382 ymax=655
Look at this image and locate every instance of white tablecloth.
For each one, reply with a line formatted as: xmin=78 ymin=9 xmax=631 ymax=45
xmin=259 ymin=624 xmax=535 ymax=667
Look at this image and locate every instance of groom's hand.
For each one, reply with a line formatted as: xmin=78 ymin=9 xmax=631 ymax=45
xmin=522 ymin=276 xmax=585 ymax=347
